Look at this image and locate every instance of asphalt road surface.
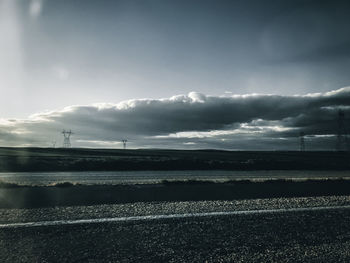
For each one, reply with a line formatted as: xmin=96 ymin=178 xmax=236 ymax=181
xmin=1 ymin=196 xmax=350 ymax=262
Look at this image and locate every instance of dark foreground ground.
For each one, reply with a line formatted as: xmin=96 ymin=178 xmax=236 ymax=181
xmin=1 ymin=197 xmax=350 ymax=262
xmin=0 ymin=147 xmax=349 ymax=171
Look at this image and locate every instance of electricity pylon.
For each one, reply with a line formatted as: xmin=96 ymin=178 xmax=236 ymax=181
xmin=62 ymin=130 xmax=73 ymax=148
xmin=336 ymin=110 xmax=349 ymax=151
xmin=299 ymin=131 xmax=305 ymax=151
xmin=121 ymin=139 xmax=127 ymax=149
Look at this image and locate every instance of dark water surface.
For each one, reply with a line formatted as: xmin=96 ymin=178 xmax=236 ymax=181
xmin=0 ymin=170 xmax=349 ymax=186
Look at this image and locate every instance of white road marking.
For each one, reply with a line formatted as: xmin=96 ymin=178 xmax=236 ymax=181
xmin=1 ymin=205 xmax=350 ymax=229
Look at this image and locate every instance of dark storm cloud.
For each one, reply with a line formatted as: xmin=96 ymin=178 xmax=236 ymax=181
xmin=1 ymin=88 xmax=349 ymax=149
xmin=261 ymin=0 xmax=350 ymax=62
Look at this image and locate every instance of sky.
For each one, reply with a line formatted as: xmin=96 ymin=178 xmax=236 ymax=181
xmin=0 ymin=0 xmax=350 ymax=150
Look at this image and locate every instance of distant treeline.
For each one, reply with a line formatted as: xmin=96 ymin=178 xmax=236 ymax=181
xmin=0 ymin=147 xmax=349 ymax=172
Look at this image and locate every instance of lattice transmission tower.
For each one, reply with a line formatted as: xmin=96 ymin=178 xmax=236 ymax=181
xmin=121 ymin=139 xmax=127 ymax=149
xmin=299 ymin=131 xmax=305 ymax=151
xmin=336 ymin=110 xmax=349 ymax=151
xmin=62 ymin=130 xmax=73 ymax=148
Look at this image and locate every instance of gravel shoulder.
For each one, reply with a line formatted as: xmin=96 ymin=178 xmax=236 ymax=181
xmin=1 ymin=195 xmax=350 ymax=224
xmin=1 ymin=203 xmax=350 ymax=262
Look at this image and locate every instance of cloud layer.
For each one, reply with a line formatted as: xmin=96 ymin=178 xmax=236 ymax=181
xmin=1 ymin=88 xmax=349 ymax=150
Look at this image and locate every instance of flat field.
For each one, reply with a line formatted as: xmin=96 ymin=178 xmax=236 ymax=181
xmin=0 ymin=147 xmax=349 ymax=172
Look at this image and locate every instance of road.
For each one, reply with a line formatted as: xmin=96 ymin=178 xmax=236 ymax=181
xmin=1 ymin=196 xmax=350 ymax=262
